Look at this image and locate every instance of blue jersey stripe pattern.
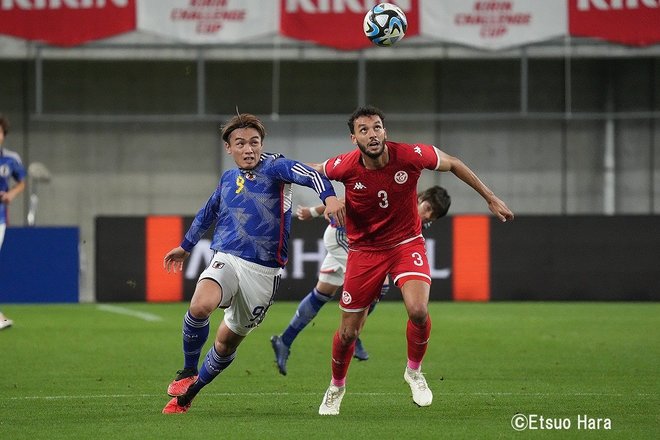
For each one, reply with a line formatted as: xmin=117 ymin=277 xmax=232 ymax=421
xmin=0 ymin=148 xmax=27 ymax=224
xmin=182 ymin=153 xmax=335 ymax=268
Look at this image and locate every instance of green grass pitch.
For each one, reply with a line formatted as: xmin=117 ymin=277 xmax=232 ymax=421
xmin=0 ymin=301 xmax=657 ymax=439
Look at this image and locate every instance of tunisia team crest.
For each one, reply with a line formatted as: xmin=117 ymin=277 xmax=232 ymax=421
xmin=341 ymin=290 xmax=352 ymax=304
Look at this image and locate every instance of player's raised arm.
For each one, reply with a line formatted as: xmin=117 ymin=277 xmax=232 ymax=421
xmin=436 ymin=149 xmax=514 ymax=222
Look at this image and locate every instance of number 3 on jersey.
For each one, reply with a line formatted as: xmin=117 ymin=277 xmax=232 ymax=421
xmin=378 ymin=190 xmax=389 ymax=208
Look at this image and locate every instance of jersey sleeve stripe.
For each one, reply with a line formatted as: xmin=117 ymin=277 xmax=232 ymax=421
xmin=432 ymin=146 xmax=442 ymax=170
xmin=291 ymin=163 xmax=325 ymax=194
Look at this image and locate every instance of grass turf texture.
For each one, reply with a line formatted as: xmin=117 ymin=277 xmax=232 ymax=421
xmin=0 ymin=302 xmax=657 ymax=439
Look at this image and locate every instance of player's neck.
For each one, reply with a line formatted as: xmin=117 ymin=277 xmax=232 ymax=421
xmin=361 ymin=146 xmax=389 ymax=170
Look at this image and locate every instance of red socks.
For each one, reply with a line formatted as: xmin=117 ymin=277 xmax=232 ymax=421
xmin=406 ymin=317 xmax=431 ymax=370
xmin=330 ymin=330 xmax=355 ymax=386
xmin=329 ymin=316 xmax=431 ymax=384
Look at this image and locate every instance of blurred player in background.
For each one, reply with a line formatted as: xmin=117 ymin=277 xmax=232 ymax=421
xmin=0 ymin=114 xmax=26 ymax=330
xmin=270 ymin=186 xmax=451 ymax=375
xmin=160 ymin=113 xmax=344 ymax=414
xmin=313 ymin=105 xmax=514 ymax=415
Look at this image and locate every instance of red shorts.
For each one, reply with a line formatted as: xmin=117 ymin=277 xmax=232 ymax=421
xmin=340 ymin=238 xmax=431 ymax=311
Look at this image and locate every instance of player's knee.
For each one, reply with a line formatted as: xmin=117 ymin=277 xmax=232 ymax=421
xmin=189 ymin=295 xmax=217 ymax=319
xmin=407 ymin=307 xmax=429 ymax=325
xmin=338 ymin=326 xmax=359 ymax=345
xmin=189 ymin=280 xmax=222 ymax=317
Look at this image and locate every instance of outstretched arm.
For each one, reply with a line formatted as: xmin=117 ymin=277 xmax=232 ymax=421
xmin=437 ymin=150 xmax=514 ymax=222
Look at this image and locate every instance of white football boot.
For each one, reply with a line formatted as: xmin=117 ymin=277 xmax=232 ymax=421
xmin=404 ymin=366 xmax=433 ymax=407
xmin=318 ymin=384 xmax=346 ymax=415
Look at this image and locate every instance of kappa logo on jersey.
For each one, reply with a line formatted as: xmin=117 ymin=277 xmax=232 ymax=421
xmin=414 ymin=145 xmax=422 ymax=156
xmin=333 ymin=158 xmax=342 ymax=167
xmin=235 ymin=175 xmax=245 ymax=194
xmin=353 ymin=181 xmax=367 ymax=190
xmin=394 ymin=171 xmax=408 ymax=184
xmin=211 ymin=261 xmax=225 ymax=270
xmin=341 ymin=290 xmax=352 ymax=305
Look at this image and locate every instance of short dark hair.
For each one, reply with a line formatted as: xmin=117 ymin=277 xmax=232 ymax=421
xmin=220 ymin=113 xmax=266 ymax=143
xmin=347 ymin=105 xmax=385 ymax=134
xmin=0 ymin=114 xmax=10 ymax=136
xmin=418 ymin=186 xmax=451 ymax=219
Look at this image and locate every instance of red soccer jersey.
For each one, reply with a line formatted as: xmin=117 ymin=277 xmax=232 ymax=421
xmin=324 ymin=141 xmax=441 ymax=251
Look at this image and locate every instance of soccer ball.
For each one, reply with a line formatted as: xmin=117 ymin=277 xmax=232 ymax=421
xmin=363 ymin=3 xmax=407 ymax=47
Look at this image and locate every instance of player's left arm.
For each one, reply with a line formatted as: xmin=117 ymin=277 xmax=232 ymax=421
xmin=277 ymin=159 xmax=345 ymax=226
xmin=305 ymin=162 xmax=326 ymax=175
xmin=0 ymin=179 xmax=25 ymax=204
xmin=436 ymin=149 xmax=514 ymax=222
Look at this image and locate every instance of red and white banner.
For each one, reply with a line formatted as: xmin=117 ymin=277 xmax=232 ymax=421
xmin=280 ymin=0 xmax=420 ymax=50
xmin=421 ymin=0 xmax=567 ymax=50
xmin=137 ymin=0 xmax=277 ymax=44
xmin=569 ymin=0 xmax=660 ymax=46
xmin=0 ymin=0 xmax=135 ymax=47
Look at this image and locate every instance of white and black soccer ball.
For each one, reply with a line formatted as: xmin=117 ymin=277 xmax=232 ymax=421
xmin=363 ymin=3 xmax=407 ymax=47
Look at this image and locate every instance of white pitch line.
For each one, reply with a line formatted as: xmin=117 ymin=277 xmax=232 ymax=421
xmin=96 ymin=304 xmax=162 ymax=322
xmin=8 ymin=391 xmax=653 ymax=401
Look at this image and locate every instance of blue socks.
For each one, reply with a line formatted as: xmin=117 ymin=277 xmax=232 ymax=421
xmin=279 ymin=284 xmax=389 ymax=349
xmin=281 ymin=288 xmax=332 ymax=347
xmin=182 ymin=311 xmax=210 ymax=372
xmin=185 ymin=345 xmax=236 ymax=398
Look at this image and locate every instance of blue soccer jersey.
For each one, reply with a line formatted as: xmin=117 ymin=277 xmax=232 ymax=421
xmin=0 ymin=148 xmax=27 ymax=225
xmin=181 ymin=153 xmax=336 ymax=268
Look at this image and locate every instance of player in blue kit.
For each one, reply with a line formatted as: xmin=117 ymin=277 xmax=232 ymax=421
xmin=161 ymin=113 xmax=344 ymax=414
xmin=0 ymin=115 xmax=26 ymax=330
xmin=270 ymin=186 xmax=451 ymax=375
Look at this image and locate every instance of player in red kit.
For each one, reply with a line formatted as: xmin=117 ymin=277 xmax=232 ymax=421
xmin=313 ymin=105 xmax=514 ymax=415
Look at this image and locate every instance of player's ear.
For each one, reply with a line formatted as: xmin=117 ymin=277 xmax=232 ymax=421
xmin=350 ymin=134 xmax=357 ymax=146
xmin=224 ymin=141 xmax=232 ymax=154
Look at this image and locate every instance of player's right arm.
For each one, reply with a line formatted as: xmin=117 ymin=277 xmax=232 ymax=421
xmin=163 ymin=184 xmax=222 ymax=272
xmin=180 ymin=185 xmax=222 ymax=251
xmin=163 ymin=247 xmax=190 ymax=273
